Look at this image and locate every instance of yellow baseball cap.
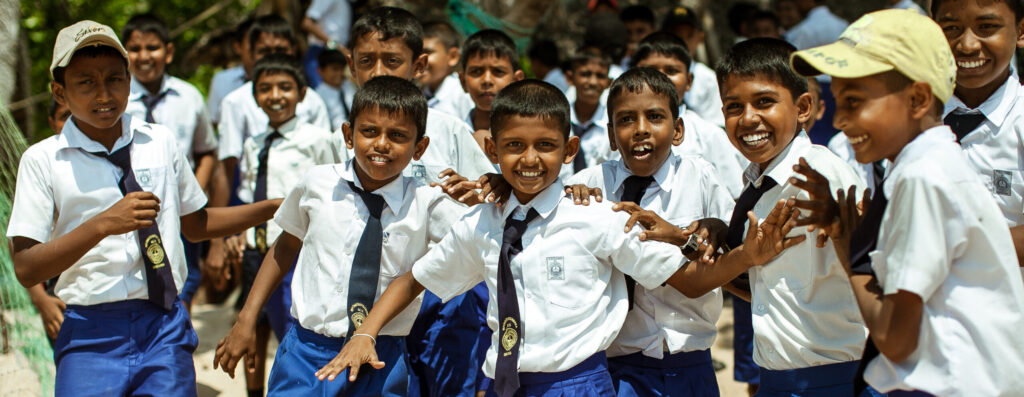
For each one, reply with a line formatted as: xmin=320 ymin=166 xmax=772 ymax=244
xmin=790 ymin=9 xmax=956 ymax=103
xmin=50 ymin=20 xmax=130 ymax=79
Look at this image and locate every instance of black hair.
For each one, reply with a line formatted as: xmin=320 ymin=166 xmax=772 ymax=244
xmin=122 ymin=13 xmax=170 ymax=45
xmin=751 ymin=10 xmax=781 ymax=28
xmin=251 ymin=54 xmax=307 ymax=94
xmin=350 ymin=7 xmax=424 ymax=57
xmin=527 ymin=40 xmax=560 ymax=68
xmin=422 ymin=20 xmax=461 ymax=50
xmin=350 ymin=75 xmax=429 ymax=140
xmin=247 ymin=14 xmax=298 ymax=55
xmin=620 ymin=5 xmax=655 ymax=25
xmin=607 ymin=67 xmax=680 ymax=121
xmin=52 ymin=45 xmax=127 ymax=85
xmin=726 ymin=2 xmax=761 ymax=36
xmin=662 ymin=6 xmax=701 ymax=32
xmin=461 ymin=29 xmax=520 ymax=72
xmin=568 ymin=46 xmax=611 ymax=73
xmin=630 ymin=32 xmax=693 ymax=70
xmin=48 ymin=97 xmax=68 ymax=119
xmin=584 ymin=12 xmax=629 ymax=63
xmin=234 ymin=16 xmax=255 ymax=44
xmin=932 ymin=0 xmax=1024 ymax=21
xmin=317 ymin=49 xmax=347 ymax=68
xmin=490 ymin=79 xmax=570 ymax=140
xmin=715 ymin=37 xmax=807 ymax=100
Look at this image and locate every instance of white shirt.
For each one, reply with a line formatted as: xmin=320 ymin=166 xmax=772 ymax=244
xmin=239 ymin=117 xmax=335 ymax=248
xmin=784 ymin=6 xmax=849 ymax=51
xmin=943 ymin=74 xmax=1024 ymax=227
xmin=863 ymin=126 xmax=1024 ymax=396
xmin=827 ymin=133 xmax=890 ymax=189
xmin=126 ymin=75 xmax=217 ymax=169
xmin=276 ymin=161 xmax=467 ymax=337
xmin=741 ymin=132 xmax=868 ymax=370
xmin=334 ymin=108 xmax=494 ymax=184
xmin=674 ymin=106 xmax=749 ymax=200
xmin=683 ymin=62 xmax=725 ymax=128
xmin=412 ymin=180 xmax=686 ymax=376
xmin=429 ymin=73 xmax=475 ymax=120
xmin=542 ymin=68 xmax=570 ymax=93
xmin=316 ymin=80 xmax=356 ymax=131
xmin=888 ymin=0 xmax=927 ymax=15
xmin=207 ymin=65 xmax=246 ymax=124
xmin=7 ymin=114 xmax=207 ymax=306
xmin=305 ymin=0 xmax=354 ymax=46
xmin=567 ymin=154 xmax=734 ymax=358
xmin=558 ymin=96 xmax=619 ymax=180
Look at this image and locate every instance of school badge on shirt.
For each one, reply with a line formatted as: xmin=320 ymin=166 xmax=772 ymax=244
xmin=546 ymin=257 xmax=564 ymax=280
xmin=136 ymin=168 xmax=152 ymax=187
xmin=144 ymin=235 xmax=166 ymax=269
xmin=994 ymin=170 xmax=1012 ymax=196
xmin=501 ymin=317 xmax=519 ymax=356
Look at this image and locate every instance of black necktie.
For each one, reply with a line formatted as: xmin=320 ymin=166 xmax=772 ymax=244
xmin=871 ymin=161 xmax=886 ymax=192
xmin=252 ymin=131 xmax=281 ymax=254
xmin=141 ymin=90 xmax=169 ymax=123
xmin=346 ymin=181 xmax=386 ymax=337
xmin=847 ymin=186 xmax=889 ymax=395
xmin=571 ymin=123 xmax=594 ymax=173
xmin=496 ymin=207 xmax=540 ymax=397
xmin=620 ymin=175 xmax=655 ymax=310
xmin=943 ymin=110 xmax=986 ymax=142
xmin=725 ymin=177 xmax=778 ymax=291
xmin=89 ymin=143 xmax=176 ymax=310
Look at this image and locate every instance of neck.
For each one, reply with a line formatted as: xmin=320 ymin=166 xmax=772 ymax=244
xmin=511 ymin=189 xmax=539 ymax=205
xmin=141 ymin=77 xmax=163 ymax=96
xmin=575 ymin=100 xmax=599 ymax=123
xmin=954 ymin=68 xmax=1010 ymax=109
xmin=77 ymin=117 xmax=123 ymax=151
xmin=353 ymin=162 xmax=395 ymax=192
xmin=471 ymin=108 xmax=490 ymax=130
xmin=268 ymin=115 xmax=296 ymax=130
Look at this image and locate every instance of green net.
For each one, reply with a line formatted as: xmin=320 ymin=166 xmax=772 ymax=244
xmin=447 ymin=0 xmax=534 ymax=55
xmin=0 ymin=100 xmax=54 ymax=396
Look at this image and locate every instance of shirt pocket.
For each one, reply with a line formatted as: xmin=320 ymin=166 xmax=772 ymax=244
xmin=133 ymin=166 xmax=168 ymax=201
xmin=380 ymin=233 xmax=411 ymax=278
xmin=545 ymin=255 xmax=598 ymax=310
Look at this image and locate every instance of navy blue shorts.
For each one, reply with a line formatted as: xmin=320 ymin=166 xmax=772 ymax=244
xmin=732 ymin=294 xmax=760 ymax=384
xmin=54 ymin=299 xmax=198 ymax=397
xmin=484 ymin=352 xmax=615 ymax=397
xmin=757 ymin=361 xmax=866 ymax=397
xmin=406 ymin=282 xmax=490 ymax=396
xmin=609 ymin=349 xmax=719 ymax=397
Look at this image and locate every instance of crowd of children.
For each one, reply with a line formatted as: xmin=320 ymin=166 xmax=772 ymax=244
xmin=10 ymin=1 xmax=1024 ymax=396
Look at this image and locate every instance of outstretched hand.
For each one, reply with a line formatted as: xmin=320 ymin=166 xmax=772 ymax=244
xmin=613 ymin=202 xmax=686 ymax=245
xmin=740 ymin=199 xmax=806 ymax=267
xmin=830 ymin=185 xmax=872 ymax=264
xmin=315 ymin=334 xmax=385 ymax=382
xmin=564 ymin=184 xmax=603 ymax=205
xmin=213 ymin=320 xmax=257 ymax=378
xmin=788 ymin=157 xmax=841 ymax=247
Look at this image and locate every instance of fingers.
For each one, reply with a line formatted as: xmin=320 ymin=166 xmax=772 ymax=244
xmin=743 ymin=210 xmax=760 ymax=241
xmin=590 ymin=188 xmax=603 ymax=202
xmin=246 ymin=350 xmax=256 ymax=374
xmin=778 ymin=234 xmax=808 ymax=251
xmin=127 ymin=191 xmax=161 ymax=203
xmin=624 ymin=211 xmax=642 ymax=232
xmin=437 ymin=168 xmax=457 ymax=180
xmin=792 ymin=157 xmax=828 ymax=185
xmin=611 ymin=201 xmax=642 ymax=214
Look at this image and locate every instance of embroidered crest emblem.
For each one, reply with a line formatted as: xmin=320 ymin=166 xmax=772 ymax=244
xmin=144 ymin=234 xmax=166 ymax=268
xmin=994 ymin=170 xmax=1012 ymax=196
xmin=255 ymin=228 xmax=267 ymax=253
xmin=350 ymin=302 xmax=369 ymax=328
xmin=546 ymin=257 xmax=564 ymax=280
xmin=412 ymin=164 xmax=426 ymax=179
xmin=136 ymin=168 xmax=152 ymax=186
xmin=501 ymin=317 xmax=519 ymax=356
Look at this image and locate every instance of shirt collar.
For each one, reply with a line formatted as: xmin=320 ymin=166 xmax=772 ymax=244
xmin=257 ymin=116 xmax=301 ymax=144
xmin=743 ymin=131 xmax=811 ymax=187
xmin=339 ymin=160 xmax=408 ymax=212
xmin=501 ymin=179 xmax=564 ymax=222
xmin=570 ymin=95 xmax=607 ymax=127
xmin=808 ymin=5 xmax=830 ymax=18
xmin=57 ymin=113 xmax=136 ymax=154
xmin=129 ymin=75 xmax=172 ymax=100
xmin=884 ymin=125 xmax=955 ymax=196
xmin=610 ymin=152 xmax=678 ymax=198
xmin=944 ymin=73 xmax=1020 ymax=132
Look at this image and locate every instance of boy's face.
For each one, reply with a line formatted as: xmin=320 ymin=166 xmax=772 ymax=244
xmin=51 ymin=52 xmax=130 ymax=136
xmin=624 ymin=20 xmax=654 ymax=53
xmin=252 ymin=33 xmax=295 ymax=63
xmin=124 ymin=31 xmax=173 ymax=87
xmin=460 ymin=54 xmax=524 ymax=111
xmin=607 ymin=88 xmax=684 ymax=177
xmin=774 ymin=0 xmax=801 ymax=29
xmin=48 ymin=101 xmax=71 ymax=134
xmin=349 ymin=33 xmax=428 ymax=86
xmin=419 ymin=37 xmax=459 ymax=90
xmin=935 ymin=0 xmax=1024 ymax=92
xmin=636 ymin=54 xmax=692 ymax=102
xmin=831 ymin=75 xmax=920 ymax=164
xmin=721 ymin=74 xmax=811 ymax=167
xmin=318 ymin=63 xmax=346 ymax=87
xmin=567 ymin=60 xmax=611 ymax=106
xmin=485 ymin=116 xmax=579 ymax=203
xmin=255 ymin=71 xmax=305 ymax=128
xmin=342 ymin=106 xmax=430 ymax=192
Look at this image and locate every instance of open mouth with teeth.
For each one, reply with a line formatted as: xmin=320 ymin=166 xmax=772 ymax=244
xmin=514 ymin=170 xmax=544 ymax=179
xmin=957 ymin=59 xmax=989 ymax=70
xmin=630 ymin=142 xmax=654 ymax=160
xmin=367 ymin=154 xmax=391 ymax=166
xmin=269 ymin=103 xmax=285 ymax=111
xmin=740 ymin=132 xmax=771 ymax=147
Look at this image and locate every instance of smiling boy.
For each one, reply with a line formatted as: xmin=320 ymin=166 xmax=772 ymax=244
xmin=460 ymin=29 xmax=526 ymax=153
xmin=560 ymin=48 xmax=614 ymax=179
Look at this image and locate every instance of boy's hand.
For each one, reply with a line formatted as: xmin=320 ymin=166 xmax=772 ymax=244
xmin=476 ymin=172 xmax=511 ymax=206
xmin=223 ymin=235 xmax=245 ymax=268
xmin=679 ymin=218 xmax=729 ymax=264
xmin=564 ymin=184 xmax=603 ymax=205
xmin=831 ymin=186 xmax=871 ymax=266
xmin=789 ymin=157 xmax=841 ymax=247
xmin=315 ymin=334 xmax=385 ymax=381
xmin=95 ymin=191 xmax=161 ymax=235
xmin=740 ymin=199 xmax=806 ymax=267
xmin=31 ymin=293 xmax=65 ymax=340
xmin=213 ymin=318 xmax=258 ymax=378
xmin=432 ymin=169 xmax=485 ymax=206
xmin=203 ymin=238 xmax=231 ymax=291
xmin=614 ymin=202 xmax=687 ymax=245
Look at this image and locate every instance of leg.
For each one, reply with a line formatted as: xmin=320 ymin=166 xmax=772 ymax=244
xmin=245 ymin=321 xmax=272 ymax=395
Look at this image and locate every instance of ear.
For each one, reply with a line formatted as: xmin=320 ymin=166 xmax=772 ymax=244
xmin=794 ymin=92 xmax=814 ymax=127
xmin=342 ymin=121 xmax=355 ymax=149
xmin=607 ymin=121 xmax=618 ymax=152
xmin=672 ymin=116 xmax=685 ymax=146
xmin=346 ymin=52 xmax=357 ymax=80
xmin=413 ymin=53 xmax=429 ymax=79
xmin=298 ymin=86 xmax=307 ymax=102
xmin=513 ymin=69 xmax=525 ymax=82
xmin=565 ymin=69 xmax=575 ymax=84
xmin=165 ymin=42 xmax=175 ymax=65
xmin=563 ymin=135 xmax=581 ymax=165
xmin=412 ymin=136 xmax=430 ymax=161
xmin=459 ymin=71 xmax=468 ymax=93
xmin=484 ymin=135 xmax=500 ymax=163
xmin=1017 ymin=17 xmax=1024 ymax=48
xmin=446 ymin=47 xmax=460 ymax=68
xmin=51 ymin=81 xmax=67 ymax=107
xmin=684 ymin=72 xmax=694 ymax=95
xmin=908 ymin=81 xmax=936 ymax=120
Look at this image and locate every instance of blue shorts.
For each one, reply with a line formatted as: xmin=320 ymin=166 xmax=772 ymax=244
xmin=608 ymin=349 xmax=719 ymax=397
xmin=483 ymin=352 xmax=615 ymax=397
xmin=732 ymin=294 xmax=760 ymax=384
xmin=267 ymin=326 xmax=408 ymax=396
xmin=178 ymin=234 xmax=201 ymax=304
xmin=756 ymin=361 xmax=865 ymax=397
xmin=54 ymin=299 xmax=198 ymax=397
xmin=888 ymin=390 xmax=934 ymax=397
xmin=406 ymin=282 xmax=490 ymax=396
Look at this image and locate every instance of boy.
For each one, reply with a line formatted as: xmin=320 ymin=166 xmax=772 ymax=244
xmin=315 ymin=48 xmax=356 ymax=131
xmin=461 ymin=29 xmax=526 ymax=153
xmin=527 ymin=40 xmax=569 ymax=92
xmin=214 ymin=75 xmax=466 ymax=396
xmin=232 ymin=54 xmax=337 ymax=397
xmin=620 ymin=5 xmax=655 ymax=70
xmin=662 ymin=6 xmax=725 ymax=128
xmin=931 ymin=0 xmax=1024 ymax=268
xmin=560 ymin=48 xmax=614 ymax=179
xmin=567 ymin=67 xmax=735 ymax=396
xmin=789 ymin=9 xmax=1024 ymax=395
xmin=9 ymin=20 xmax=281 ymax=396
xmin=316 ymin=79 xmax=798 ymax=397
xmin=420 ymin=21 xmax=474 ymax=119
xmin=121 ymin=13 xmax=219 ymax=309
xmin=208 ymin=17 xmax=253 ymax=129
xmin=632 ymin=32 xmax=749 ymax=199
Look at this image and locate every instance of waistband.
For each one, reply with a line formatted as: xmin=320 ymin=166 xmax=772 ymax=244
xmin=608 ymin=349 xmax=712 ymax=369
xmin=518 ymin=352 xmax=608 ymax=386
xmin=888 ymin=390 xmax=935 ymax=397
xmin=292 ymin=325 xmax=400 ymax=351
xmin=759 ymin=360 xmax=860 ymax=392
xmin=66 ymin=298 xmax=178 ymax=313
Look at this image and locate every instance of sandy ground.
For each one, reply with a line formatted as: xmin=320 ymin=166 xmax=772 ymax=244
xmin=192 ymin=292 xmax=750 ymax=397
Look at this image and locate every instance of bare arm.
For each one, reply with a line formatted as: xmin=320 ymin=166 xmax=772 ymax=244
xmin=27 ymin=283 xmax=65 ymax=340
xmin=179 ymin=199 xmax=282 ymax=242
xmin=193 ymin=150 xmax=217 ymax=193
xmin=1011 ymin=225 xmax=1024 ymax=267
xmin=301 ymin=17 xmax=332 ymax=44
xmin=847 ymin=275 xmax=923 ymax=363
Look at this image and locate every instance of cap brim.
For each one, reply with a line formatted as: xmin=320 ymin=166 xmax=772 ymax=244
xmin=790 ymin=41 xmax=893 ymax=79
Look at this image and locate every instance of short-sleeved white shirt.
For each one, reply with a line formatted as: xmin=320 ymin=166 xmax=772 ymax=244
xmin=568 ymin=153 xmax=734 ymax=358
xmin=207 ymin=65 xmax=246 ymax=125
xmin=429 ymin=73 xmax=475 ymax=120
xmin=126 ymin=75 xmax=217 ymax=169
xmin=863 ymin=126 xmax=1024 ymax=396
xmin=543 ymin=68 xmax=570 ymax=93
xmin=7 ymin=114 xmax=207 ymax=306
xmin=238 ymin=117 xmax=335 ymax=248
xmin=316 ymin=80 xmax=356 ymax=131
xmin=276 ymin=160 xmax=467 ymax=337
xmin=304 ymin=0 xmax=354 ymax=46
xmin=741 ymin=132 xmax=868 ymax=370
xmin=683 ymin=61 xmax=725 ymax=128
xmin=784 ymin=6 xmax=848 ymax=51
xmin=412 ymin=180 xmax=686 ymax=376
xmin=674 ymin=106 xmax=750 ymax=200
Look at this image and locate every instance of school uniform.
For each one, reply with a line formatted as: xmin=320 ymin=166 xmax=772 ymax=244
xmin=784 ymin=5 xmax=848 ymax=51
xmin=567 ymin=153 xmax=734 ymax=397
xmin=738 ymin=132 xmax=869 ymax=396
xmin=302 ymin=0 xmax=354 ymax=88
xmin=683 ymin=62 xmax=725 ymax=128
xmin=412 ymin=179 xmax=688 ymax=396
xmin=542 ymin=68 xmax=570 ymax=93
xmin=557 ymin=96 xmax=618 ymax=180
xmin=428 ymin=72 xmax=475 ymax=120
xmin=827 ymin=133 xmax=890 ymax=189
xmin=858 ymin=126 xmax=1024 ymax=396
xmin=267 ymin=160 xmax=467 ymax=396
xmin=674 ymin=106 xmax=750 ymax=200
xmin=8 ymin=114 xmax=207 ymax=397
xmin=315 ymin=79 xmax=357 ymax=131
xmin=887 ymin=0 xmax=927 ymax=15
xmin=207 ymin=64 xmax=246 ymax=125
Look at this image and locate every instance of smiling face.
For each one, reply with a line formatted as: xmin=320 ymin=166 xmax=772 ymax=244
xmin=460 ymin=53 xmax=523 ymax=111
xmin=935 ymin=0 xmax=1024 ymax=102
xmin=349 ymin=33 xmax=427 ymax=86
xmin=419 ymin=37 xmax=459 ymax=90
xmin=721 ymin=74 xmax=811 ymax=168
xmin=485 ymin=115 xmax=578 ymax=203
xmin=831 ymin=74 xmax=920 ymax=164
xmin=568 ymin=60 xmax=611 ymax=108
xmin=124 ymin=31 xmax=173 ymax=92
xmin=52 ymin=51 xmax=130 ymax=139
xmin=342 ymin=106 xmax=430 ymax=192
xmin=636 ymin=54 xmax=692 ymax=102
xmin=255 ymin=71 xmax=305 ymax=128
xmin=607 ymin=87 xmax=683 ymax=177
